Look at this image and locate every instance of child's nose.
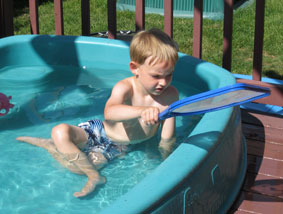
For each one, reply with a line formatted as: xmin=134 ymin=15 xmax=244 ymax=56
xmin=158 ymin=78 xmax=167 ymax=86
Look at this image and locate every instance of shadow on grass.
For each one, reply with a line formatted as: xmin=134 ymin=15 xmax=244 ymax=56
xmin=13 ymin=0 xmax=53 ymax=17
xmin=263 ymin=70 xmax=283 ymax=80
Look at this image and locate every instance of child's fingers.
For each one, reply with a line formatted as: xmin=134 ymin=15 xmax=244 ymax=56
xmin=141 ymin=107 xmax=159 ymax=125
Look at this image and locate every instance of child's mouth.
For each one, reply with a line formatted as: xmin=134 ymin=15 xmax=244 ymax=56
xmin=155 ymin=88 xmax=164 ymax=93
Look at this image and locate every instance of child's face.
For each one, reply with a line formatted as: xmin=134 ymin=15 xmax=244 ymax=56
xmin=132 ymin=57 xmax=175 ymax=96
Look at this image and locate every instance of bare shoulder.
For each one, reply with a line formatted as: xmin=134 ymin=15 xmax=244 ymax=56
xmin=111 ymin=77 xmax=133 ymax=96
xmin=104 ymin=77 xmax=135 ymax=107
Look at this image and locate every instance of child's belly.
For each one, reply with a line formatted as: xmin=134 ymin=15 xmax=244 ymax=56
xmin=103 ymin=119 xmax=159 ymax=144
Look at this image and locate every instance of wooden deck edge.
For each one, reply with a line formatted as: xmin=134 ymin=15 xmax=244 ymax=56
xmin=230 ymin=109 xmax=283 ymax=213
xmin=241 ymin=109 xmax=283 ymax=129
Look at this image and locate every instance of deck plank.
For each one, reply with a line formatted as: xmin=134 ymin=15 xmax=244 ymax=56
xmin=229 ymin=109 xmax=283 ymax=213
xmin=242 ymin=123 xmax=283 ymax=144
xmin=231 ymin=191 xmax=283 ymax=213
xmin=243 ymin=172 xmax=283 ymax=198
xmin=247 ymin=155 xmax=283 ymax=178
xmin=246 ymin=139 xmax=283 ymax=160
xmin=241 ymin=109 xmax=283 ymax=129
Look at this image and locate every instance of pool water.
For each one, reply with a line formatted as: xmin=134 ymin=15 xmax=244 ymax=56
xmin=0 ymin=65 xmax=202 ymax=214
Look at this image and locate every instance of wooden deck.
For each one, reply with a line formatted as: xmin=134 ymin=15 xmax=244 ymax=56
xmin=229 ymin=109 xmax=283 ymax=213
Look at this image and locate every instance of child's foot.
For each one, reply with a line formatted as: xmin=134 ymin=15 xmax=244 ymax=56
xmin=73 ymin=175 xmax=106 ymax=198
xmin=16 ymin=136 xmax=56 ymax=152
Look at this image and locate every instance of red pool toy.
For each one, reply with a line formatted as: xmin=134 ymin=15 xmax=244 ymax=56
xmin=0 ymin=93 xmax=14 ymax=116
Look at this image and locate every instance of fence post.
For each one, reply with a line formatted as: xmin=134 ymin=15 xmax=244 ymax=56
xmin=0 ymin=0 xmax=14 ymax=38
xmin=0 ymin=0 xmax=3 ymax=37
xmin=135 ymin=0 xmax=145 ymax=32
xmin=252 ymin=0 xmax=265 ymax=81
xmin=29 ymin=0 xmax=39 ymax=34
xmin=222 ymin=0 xmax=233 ymax=71
xmin=164 ymin=0 xmax=173 ymax=38
xmin=54 ymin=0 xmax=64 ymax=35
xmin=193 ymin=0 xmax=203 ymax=59
xmin=107 ymin=0 xmax=116 ymax=39
xmin=81 ymin=0 xmax=90 ymax=36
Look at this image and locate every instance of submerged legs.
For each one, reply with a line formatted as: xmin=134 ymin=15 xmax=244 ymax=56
xmin=16 ymin=123 xmax=107 ymax=198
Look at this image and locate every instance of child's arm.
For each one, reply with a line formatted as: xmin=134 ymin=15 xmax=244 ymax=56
xmin=104 ymin=79 xmax=159 ymax=123
xmin=158 ymin=87 xmax=179 ymax=159
xmin=159 ymin=117 xmax=176 ymax=159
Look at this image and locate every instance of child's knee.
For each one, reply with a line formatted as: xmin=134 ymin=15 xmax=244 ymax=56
xmin=51 ymin=123 xmax=72 ymax=142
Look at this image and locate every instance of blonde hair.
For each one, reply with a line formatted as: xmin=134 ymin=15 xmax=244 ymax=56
xmin=130 ymin=28 xmax=179 ymax=65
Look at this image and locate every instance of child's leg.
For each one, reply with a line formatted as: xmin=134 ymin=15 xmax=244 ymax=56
xmin=16 ymin=136 xmax=83 ymax=174
xmin=87 ymin=151 xmax=108 ymax=169
xmin=50 ymin=123 xmax=106 ymax=197
xmin=16 ymin=136 xmax=55 ymax=151
xmin=62 ymin=151 xmax=106 ymax=198
xmin=17 ymin=123 xmax=106 ymax=198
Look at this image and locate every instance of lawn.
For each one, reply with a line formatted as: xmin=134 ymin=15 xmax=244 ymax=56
xmin=13 ymin=0 xmax=283 ymax=79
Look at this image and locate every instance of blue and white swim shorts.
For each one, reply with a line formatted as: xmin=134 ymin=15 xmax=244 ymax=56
xmin=78 ymin=119 xmax=127 ymax=161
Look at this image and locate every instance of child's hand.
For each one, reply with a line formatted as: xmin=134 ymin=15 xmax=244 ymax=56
xmin=141 ymin=107 xmax=160 ymax=125
xmin=158 ymin=137 xmax=176 ymax=160
xmin=159 ymin=146 xmax=170 ymax=160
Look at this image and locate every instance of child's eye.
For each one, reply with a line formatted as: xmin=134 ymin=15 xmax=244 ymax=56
xmin=166 ymin=74 xmax=173 ymax=78
xmin=152 ymin=75 xmax=160 ymax=78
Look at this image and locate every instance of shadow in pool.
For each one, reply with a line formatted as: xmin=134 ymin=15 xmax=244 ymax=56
xmin=0 ymin=35 xmax=115 ymax=130
xmin=28 ymin=35 xmax=109 ymax=91
xmin=0 ymin=102 xmax=107 ymax=130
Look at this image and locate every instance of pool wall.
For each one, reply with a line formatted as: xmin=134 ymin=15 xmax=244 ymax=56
xmin=0 ymin=35 xmax=246 ymax=213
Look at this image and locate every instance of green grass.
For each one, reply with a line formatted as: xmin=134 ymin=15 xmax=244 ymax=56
xmin=13 ymin=0 xmax=283 ymax=79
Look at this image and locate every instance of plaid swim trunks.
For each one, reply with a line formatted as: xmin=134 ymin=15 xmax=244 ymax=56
xmin=78 ymin=119 xmax=127 ymax=161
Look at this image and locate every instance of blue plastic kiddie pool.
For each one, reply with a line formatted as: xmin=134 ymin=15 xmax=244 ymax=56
xmin=0 ymin=35 xmax=246 ymax=213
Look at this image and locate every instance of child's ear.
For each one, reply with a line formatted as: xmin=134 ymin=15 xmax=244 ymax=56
xmin=129 ymin=61 xmax=139 ymax=76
